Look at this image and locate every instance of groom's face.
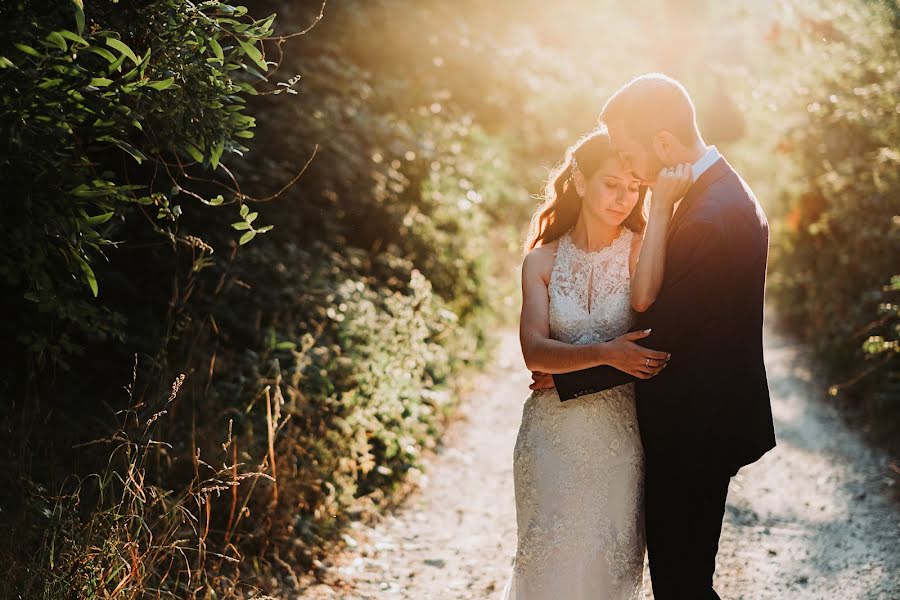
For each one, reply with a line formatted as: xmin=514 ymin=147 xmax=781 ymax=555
xmin=605 ymin=120 xmax=662 ymax=186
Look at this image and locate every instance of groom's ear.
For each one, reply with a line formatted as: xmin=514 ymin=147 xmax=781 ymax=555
xmin=651 ymin=130 xmax=678 ymax=164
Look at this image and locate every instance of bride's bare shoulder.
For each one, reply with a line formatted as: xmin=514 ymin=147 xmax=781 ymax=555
xmin=522 ymin=238 xmax=561 ymax=284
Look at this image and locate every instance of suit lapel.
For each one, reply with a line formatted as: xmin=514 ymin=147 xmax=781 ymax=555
xmin=665 ymin=157 xmax=732 ymax=244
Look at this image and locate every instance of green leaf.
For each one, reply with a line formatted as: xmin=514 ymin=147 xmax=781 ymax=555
xmin=239 ymin=203 xmax=249 ymax=218
xmin=70 ymin=184 xmax=107 ymax=198
xmin=58 ymin=30 xmax=89 ymax=47
xmin=255 ymin=225 xmax=273 ymax=233
xmin=231 ymin=221 xmax=251 ymax=230
xmin=184 ymin=144 xmax=204 ymax=163
xmin=106 ymin=37 xmax=139 ymax=65
xmin=239 ymin=230 xmax=256 ymax=245
xmin=237 ymin=81 xmax=259 ymax=95
xmin=0 ymin=56 xmax=14 ymax=69
xmin=99 ymin=136 xmax=146 ymax=164
xmin=73 ymin=1 xmax=85 ymax=35
xmin=209 ymin=194 xmax=224 ymax=206
xmin=73 ymin=253 xmax=98 ymax=297
xmin=46 ymin=32 xmax=68 ymax=51
xmin=89 ymin=77 xmax=113 ymax=87
xmin=209 ymin=38 xmax=224 ymax=62
xmin=255 ymin=13 xmax=277 ymax=34
xmin=138 ymin=47 xmax=151 ymax=75
xmin=246 ymin=211 xmax=258 ymax=224
xmin=14 ymin=44 xmax=41 ymax=58
xmin=122 ymin=61 xmax=143 ymax=82
xmin=146 ymin=77 xmax=175 ymax=90
xmin=87 ymin=46 xmax=117 ymax=63
xmin=235 ymin=130 xmax=254 ymax=138
xmin=83 ymin=211 xmax=114 ymax=226
xmin=210 ymin=139 xmax=224 ymax=169
xmin=107 ymin=51 xmax=127 ymax=73
xmin=238 ymin=39 xmax=267 ymax=72
xmin=241 ymin=63 xmax=268 ymax=81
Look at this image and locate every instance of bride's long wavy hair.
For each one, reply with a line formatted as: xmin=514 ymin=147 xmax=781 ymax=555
xmin=524 ymin=127 xmax=648 ymax=254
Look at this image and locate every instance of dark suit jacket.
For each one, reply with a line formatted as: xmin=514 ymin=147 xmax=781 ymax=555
xmin=552 ymin=156 xmax=776 ymax=477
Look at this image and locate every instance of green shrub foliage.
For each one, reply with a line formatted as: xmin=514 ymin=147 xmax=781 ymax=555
xmin=1 ymin=0 xmax=511 ymax=596
xmin=0 ymin=0 xmax=277 ymax=365
xmin=759 ymin=0 xmax=900 ymax=415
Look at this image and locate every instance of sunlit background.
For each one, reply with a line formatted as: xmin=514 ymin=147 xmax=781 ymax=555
xmin=1 ymin=0 xmax=897 ymax=597
xmin=243 ymin=0 xmax=898 ymax=414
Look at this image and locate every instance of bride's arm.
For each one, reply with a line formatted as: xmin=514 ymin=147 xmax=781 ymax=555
xmin=630 ymin=164 xmax=692 ymax=312
xmin=519 ymin=247 xmax=668 ymax=376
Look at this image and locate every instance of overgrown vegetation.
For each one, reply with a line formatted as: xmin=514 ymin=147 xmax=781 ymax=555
xmin=0 ymin=0 xmax=511 ymax=597
xmin=752 ymin=0 xmax=900 ymax=446
xmin=1 ymin=1 xmax=282 ymax=367
xmin=1 ymin=0 xmax=897 ymax=597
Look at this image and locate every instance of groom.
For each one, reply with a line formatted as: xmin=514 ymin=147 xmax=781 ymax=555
xmin=532 ymin=74 xmax=776 ymax=599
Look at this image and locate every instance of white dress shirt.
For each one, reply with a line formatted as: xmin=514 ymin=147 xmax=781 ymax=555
xmin=671 ymin=145 xmax=721 ymax=213
xmin=689 ymin=145 xmax=721 ymax=183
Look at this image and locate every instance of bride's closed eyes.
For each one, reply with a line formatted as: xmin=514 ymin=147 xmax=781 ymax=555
xmin=602 ymin=174 xmax=641 ymax=194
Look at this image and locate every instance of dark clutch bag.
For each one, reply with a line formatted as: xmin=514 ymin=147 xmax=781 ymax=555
xmin=551 ymin=347 xmax=638 ymax=401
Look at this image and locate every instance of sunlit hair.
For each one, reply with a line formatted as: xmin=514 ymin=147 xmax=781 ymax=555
xmin=524 ymin=127 xmax=647 ymax=253
xmin=599 ymin=73 xmax=702 ymax=149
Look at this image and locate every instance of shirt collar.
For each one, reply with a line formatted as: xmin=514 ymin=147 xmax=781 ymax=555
xmin=690 ymin=145 xmax=721 ymax=183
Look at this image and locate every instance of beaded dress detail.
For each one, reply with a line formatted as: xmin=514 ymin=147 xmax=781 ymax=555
xmin=501 ymin=226 xmax=645 ymax=600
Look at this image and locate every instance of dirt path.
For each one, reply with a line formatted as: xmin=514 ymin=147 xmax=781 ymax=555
xmin=300 ymin=323 xmax=899 ymax=599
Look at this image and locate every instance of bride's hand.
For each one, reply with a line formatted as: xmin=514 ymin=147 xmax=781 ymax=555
xmin=602 ymin=329 xmax=671 ymax=379
xmin=530 ymin=370 xmax=555 ymax=390
xmin=651 ymin=163 xmax=693 ymax=212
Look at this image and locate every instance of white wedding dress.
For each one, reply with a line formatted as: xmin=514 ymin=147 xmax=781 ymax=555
xmin=502 ymin=226 xmax=646 ymax=600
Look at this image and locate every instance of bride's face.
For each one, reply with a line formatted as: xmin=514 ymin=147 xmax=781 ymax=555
xmin=581 ymin=156 xmax=642 ymax=227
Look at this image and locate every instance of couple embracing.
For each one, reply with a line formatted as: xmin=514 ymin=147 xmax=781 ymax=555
xmin=502 ymin=74 xmax=777 ymax=599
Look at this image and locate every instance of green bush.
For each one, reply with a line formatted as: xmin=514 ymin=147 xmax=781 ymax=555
xmin=0 ymin=2 xmax=299 ymax=594
xmin=215 ymin=242 xmax=484 ymax=565
xmin=1 ymin=1 xmax=513 ymax=596
xmin=758 ymin=0 xmax=900 ymax=427
xmin=0 ymin=0 xmax=278 ymax=366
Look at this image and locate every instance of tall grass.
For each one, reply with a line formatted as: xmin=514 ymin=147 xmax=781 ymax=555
xmin=4 ymin=360 xmax=282 ymax=599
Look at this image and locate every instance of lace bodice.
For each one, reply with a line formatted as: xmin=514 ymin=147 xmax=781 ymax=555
xmin=549 ymin=226 xmax=637 ymax=345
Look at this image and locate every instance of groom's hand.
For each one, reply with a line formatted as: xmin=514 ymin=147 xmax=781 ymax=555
xmin=530 ymin=370 xmax=555 ymax=390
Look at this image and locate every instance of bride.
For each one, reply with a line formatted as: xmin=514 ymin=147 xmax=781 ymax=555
xmin=502 ymin=127 xmax=691 ymax=599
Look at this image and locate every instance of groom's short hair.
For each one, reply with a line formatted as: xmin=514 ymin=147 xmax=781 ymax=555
xmin=599 ymin=73 xmax=702 ymax=148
